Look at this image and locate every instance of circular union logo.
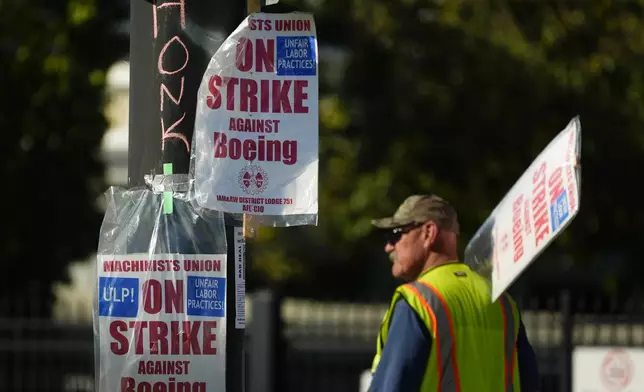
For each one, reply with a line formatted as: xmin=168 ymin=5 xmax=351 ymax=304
xmin=601 ymin=349 xmax=633 ymax=392
xmin=238 ymin=165 xmax=268 ymax=195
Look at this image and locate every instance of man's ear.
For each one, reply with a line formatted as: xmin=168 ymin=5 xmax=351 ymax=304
xmin=423 ymin=221 xmax=437 ymax=243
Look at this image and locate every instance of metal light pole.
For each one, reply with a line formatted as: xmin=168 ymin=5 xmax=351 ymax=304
xmin=128 ymin=1 xmax=248 ymax=391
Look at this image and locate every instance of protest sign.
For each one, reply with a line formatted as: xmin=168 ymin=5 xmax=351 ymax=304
xmin=191 ymin=13 xmax=319 ymax=225
xmin=464 ymin=117 xmax=582 ymax=301
xmin=96 ymin=253 xmax=227 ymax=392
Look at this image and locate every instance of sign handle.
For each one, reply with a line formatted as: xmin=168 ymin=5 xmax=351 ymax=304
xmin=247 ymin=0 xmax=261 ymax=13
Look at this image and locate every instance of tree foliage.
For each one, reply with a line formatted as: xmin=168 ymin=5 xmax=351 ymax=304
xmin=0 ymin=0 xmax=126 ymax=316
xmin=251 ymin=0 xmax=644 ymax=299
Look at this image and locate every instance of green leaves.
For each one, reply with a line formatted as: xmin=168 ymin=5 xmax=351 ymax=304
xmin=247 ymin=0 xmax=644 ymax=295
xmin=0 ymin=0 xmax=126 ymax=316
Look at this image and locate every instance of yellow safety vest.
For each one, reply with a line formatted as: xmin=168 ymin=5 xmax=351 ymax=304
xmin=371 ymin=262 xmax=521 ymax=392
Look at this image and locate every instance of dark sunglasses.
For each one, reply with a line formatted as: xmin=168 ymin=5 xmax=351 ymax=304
xmin=384 ymin=223 xmax=423 ymax=245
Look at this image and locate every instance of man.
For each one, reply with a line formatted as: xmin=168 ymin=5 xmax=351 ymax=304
xmin=368 ymin=194 xmax=539 ymax=392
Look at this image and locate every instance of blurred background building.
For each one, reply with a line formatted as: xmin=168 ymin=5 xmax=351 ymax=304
xmin=3 ymin=1 xmax=644 ymax=392
xmin=52 ymin=60 xmax=130 ymax=324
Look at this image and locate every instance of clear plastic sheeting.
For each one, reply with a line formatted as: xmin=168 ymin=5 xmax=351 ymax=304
xmin=464 ymin=116 xmax=582 ymax=302
xmin=190 ymin=12 xmax=319 ymax=229
xmin=93 ymin=178 xmax=228 ymax=392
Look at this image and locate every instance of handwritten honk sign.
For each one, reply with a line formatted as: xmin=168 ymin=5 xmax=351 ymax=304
xmin=95 ymin=254 xmax=227 ymax=392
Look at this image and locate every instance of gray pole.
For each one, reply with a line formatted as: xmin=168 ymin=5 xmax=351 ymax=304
xmin=128 ymin=1 xmax=248 ymax=391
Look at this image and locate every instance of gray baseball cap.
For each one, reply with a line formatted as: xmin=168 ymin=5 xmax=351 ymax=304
xmin=371 ymin=194 xmax=460 ymax=234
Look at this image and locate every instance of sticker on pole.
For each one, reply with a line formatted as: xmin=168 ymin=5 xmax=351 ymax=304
xmin=96 ymin=254 xmax=227 ymax=392
xmin=191 ymin=12 xmax=319 ymax=226
xmin=464 ymin=117 xmax=582 ymax=301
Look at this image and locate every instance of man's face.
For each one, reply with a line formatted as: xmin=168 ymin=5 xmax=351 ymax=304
xmin=384 ymin=222 xmax=437 ymax=281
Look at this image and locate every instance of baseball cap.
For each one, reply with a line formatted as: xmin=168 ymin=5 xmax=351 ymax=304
xmin=371 ymin=194 xmax=460 ymax=234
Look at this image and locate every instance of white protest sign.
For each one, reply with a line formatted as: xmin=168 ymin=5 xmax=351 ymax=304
xmin=96 ymin=254 xmax=227 ymax=392
xmin=359 ymin=369 xmax=373 ymax=392
xmin=573 ymin=347 xmax=644 ymax=392
xmin=192 ymin=13 xmax=319 ymax=217
xmin=464 ymin=117 xmax=581 ymax=301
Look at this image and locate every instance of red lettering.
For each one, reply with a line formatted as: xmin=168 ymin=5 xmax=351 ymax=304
xmin=214 ymin=132 xmax=227 ymax=158
xmin=207 ymin=75 xmax=222 ymax=109
xmin=240 ymin=79 xmax=258 ymax=112
xmin=255 ymin=39 xmax=275 ymax=72
xmin=294 ymin=80 xmax=309 ymax=113
xmin=512 ymin=195 xmax=524 ymax=262
xmin=103 ymin=260 xmax=182 ymax=272
xmin=143 ymin=279 xmax=184 ymax=314
xmin=249 ymin=19 xmax=273 ymax=31
xmin=275 ymin=19 xmax=311 ymax=31
xmin=531 ymin=162 xmax=550 ymax=246
xmin=132 ymin=321 xmax=147 ymax=355
xmin=230 ymin=138 xmax=242 ymax=159
xmin=137 ymin=360 xmax=191 ymax=375
xmin=165 ymin=280 xmax=184 ymax=313
xmin=235 ymin=38 xmax=275 ymax=72
xmin=213 ymin=133 xmax=298 ymax=165
xmin=121 ymin=377 xmax=135 ymax=392
xmin=183 ymin=259 xmax=223 ymax=271
xmin=532 ymin=161 xmax=547 ymax=183
xmin=260 ymin=80 xmax=270 ymax=112
xmin=203 ymin=321 xmax=218 ymax=355
xmin=272 ymin=80 xmax=292 ymax=113
xmin=183 ymin=321 xmax=202 ymax=355
xmin=149 ymin=321 xmax=168 ymax=354
xmin=110 ymin=321 xmax=128 ymax=355
xmin=228 ymin=118 xmax=281 ymax=133
xmin=121 ymin=377 xmax=206 ymax=392
xmin=226 ymin=78 xmax=239 ymax=109
xmin=549 ymin=167 xmax=564 ymax=204
xmin=235 ymin=37 xmax=253 ymax=72
xmin=523 ymin=198 xmax=532 ymax=235
xmin=171 ymin=321 xmax=180 ymax=354
xmin=243 ymin=139 xmax=257 ymax=161
xmin=110 ymin=321 xmax=217 ymax=356
xmin=143 ymin=280 xmax=162 ymax=314
xmin=205 ymin=76 xmax=309 ymax=113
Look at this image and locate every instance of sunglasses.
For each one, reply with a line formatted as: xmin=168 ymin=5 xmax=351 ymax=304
xmin=384 ymin=223 xmax=423 ymax=245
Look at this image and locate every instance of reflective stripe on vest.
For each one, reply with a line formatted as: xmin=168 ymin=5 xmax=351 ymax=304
xmin=499 ymin=295 xmax=517 ymax=392
xmin=407 ymin=280 xmax=462 ymax=392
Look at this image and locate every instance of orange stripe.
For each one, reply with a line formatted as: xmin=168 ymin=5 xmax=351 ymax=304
xmin=405 ymin=283 xmax=442 ymax=391
xmin=419 ymin=281 xmax=462 ymax=392
xmin=511 ymin=342 xmax=517 ymax=385
xmin=500 ymin=298 xmax=510 ymax=390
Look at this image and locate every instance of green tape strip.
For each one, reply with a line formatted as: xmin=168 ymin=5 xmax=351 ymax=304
xmin=163 ymin=163 xmax=173 ymax=214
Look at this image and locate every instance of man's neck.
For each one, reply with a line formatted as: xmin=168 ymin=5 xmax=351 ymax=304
xmin=422 ymin=252 xmax=458 ymax=273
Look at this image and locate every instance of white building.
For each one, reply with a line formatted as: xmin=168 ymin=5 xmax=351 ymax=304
xmin=52 ymin=61 xmax=130 ymax=323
